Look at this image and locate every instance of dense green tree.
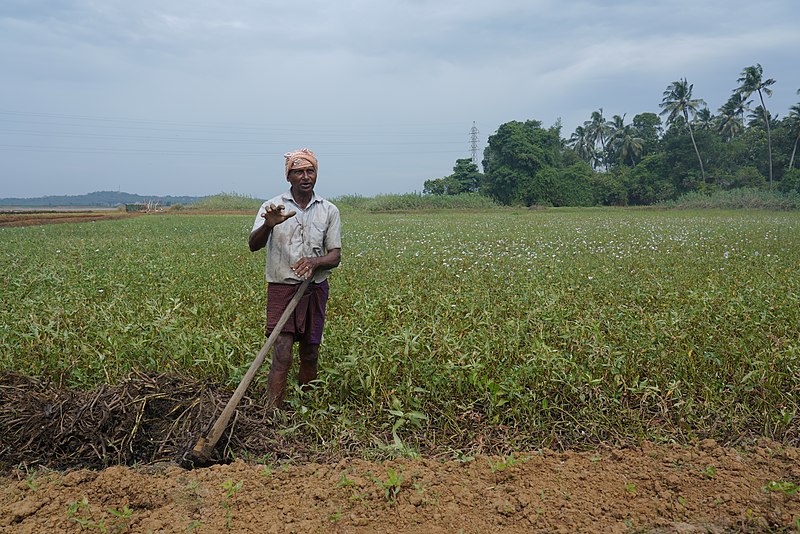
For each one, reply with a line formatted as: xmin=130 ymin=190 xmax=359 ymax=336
xmin=535 ymin=163 xmax=596 ymax=206
xmin=631 ymin=112 xmax=662 ymax=155
xmin=729 ymin=166 xmax=766 ymax=189
xmin=779 ymin=168 xmax=800 ymax=193
xmin=737 ymin=64 xmax=776 ymax=188
xmin=481 ymin=120 xmax=564 ymax=205
xmin=589 ymin=172 xmax=628 ymax=206
xmin=424 ymin=158 xmax=483 ymax=195
xmin=660 ymin=78 xmax=706 ymax=182
xmin=621 ymin=153 xmax=678 ymax=204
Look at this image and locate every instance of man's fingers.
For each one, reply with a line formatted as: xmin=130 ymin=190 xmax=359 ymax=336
xmin=284 ymin=210 xmax=297 ymax=219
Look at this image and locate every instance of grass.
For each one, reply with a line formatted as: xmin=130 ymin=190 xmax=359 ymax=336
xmin=186 ymin=192 xmax=263 ymax=211
xmin=333 ymin=192 xmax=500 ymax=212
xmin=1 ymin=208 xmax=799 ymax=456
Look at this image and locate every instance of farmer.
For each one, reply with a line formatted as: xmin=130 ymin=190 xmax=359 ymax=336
xmin=249 ymin=148 xmax=341 ymax=409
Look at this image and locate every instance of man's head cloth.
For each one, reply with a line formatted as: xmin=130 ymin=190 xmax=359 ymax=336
xmin=284 ymin=148 xmax=318 ymax=178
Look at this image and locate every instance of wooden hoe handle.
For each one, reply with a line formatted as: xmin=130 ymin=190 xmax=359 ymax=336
xmin=190 ymin=277 xmax=312 ymax=461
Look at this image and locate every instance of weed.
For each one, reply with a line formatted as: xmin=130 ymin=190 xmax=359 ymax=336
xmin=371 ymin=466 xmax=403 ymax=503
xmin=220 ymin=479 xmax=243 ymax=530
xmin=703 ymin=465 xmax=717 ymax=479
xmin=337 ymin=472 xmax=355 ymax=488
xmin=764 ymin=480 xmax=799 ymax=496
xmin=66 ymin=497 xmax=132 ymax=533
xmin=24 ymin=477 xmax=38 ymax=493
xmin=489 ymin=453 xmax=524 ymax=473
xmin=624 ymin=483 xmax=637 ymax=495
xmin=107 ymin=507 xmax=133 ymax=531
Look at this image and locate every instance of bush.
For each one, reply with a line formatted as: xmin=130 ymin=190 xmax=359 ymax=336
xmin=189 ymin=193 xmax=262 ymax=211
xmin=662 ymin=187 xmax=799 ymax=210
xmin=332 ymin=192 xmax=500 ymax=212
xmin=779 ymin=168 xmax=800 ymax=194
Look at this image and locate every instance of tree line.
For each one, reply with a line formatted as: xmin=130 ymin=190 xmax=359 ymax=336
xmin=424 ymin=64 xmax=800 ymax=206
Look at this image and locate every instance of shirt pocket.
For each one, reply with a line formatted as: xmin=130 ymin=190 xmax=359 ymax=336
xmin=307 ymin=221 xmax=327 ymax=256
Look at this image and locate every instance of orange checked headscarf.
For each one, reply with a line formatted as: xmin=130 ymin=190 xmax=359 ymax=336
xmin=284 ymin=148 xmax=318 ymax=178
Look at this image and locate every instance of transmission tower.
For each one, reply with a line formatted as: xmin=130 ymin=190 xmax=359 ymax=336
xmin=469 ymin=121 xmax=479 ymax=165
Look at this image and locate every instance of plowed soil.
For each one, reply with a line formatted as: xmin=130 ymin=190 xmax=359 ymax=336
xmin=2 ymin=440 xmax=799 ymax=533
xmin=0 ymin=210 xmax=133 ymax=227
xmin=2 ymin=373 xmax=800 ymax=532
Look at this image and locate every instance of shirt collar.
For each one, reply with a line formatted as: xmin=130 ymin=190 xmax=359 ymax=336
xmin=281 ymin=190 xmax=320 ymax=208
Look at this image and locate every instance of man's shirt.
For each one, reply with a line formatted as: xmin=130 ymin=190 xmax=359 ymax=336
xmin=252 ymin=191 xmax=342 ymax=284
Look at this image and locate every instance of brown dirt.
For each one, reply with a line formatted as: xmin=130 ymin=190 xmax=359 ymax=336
xmin=0 ymin=441 xmax=798 ymax=533
xmin=2 ymin=374 xmax=799 ymax=532
xmin=0 ymin=210 xmax=133 ymax=227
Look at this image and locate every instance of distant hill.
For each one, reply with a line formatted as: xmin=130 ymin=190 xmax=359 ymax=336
xmin=0 ymin=191 xmax=204 ymax=207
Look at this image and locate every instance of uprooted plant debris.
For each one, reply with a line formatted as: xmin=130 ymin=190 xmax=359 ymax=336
xmin=0 ymin=372 xmax=314 ymax=471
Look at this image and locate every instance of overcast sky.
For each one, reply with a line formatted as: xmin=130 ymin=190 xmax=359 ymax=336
xmin=2 ymin=0 xmax=799 ymax=200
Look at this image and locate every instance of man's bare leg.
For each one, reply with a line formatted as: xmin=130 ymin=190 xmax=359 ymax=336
xmin=298 ymin=342 xmax=320 ymax=391
xmin=266 ymin=333 xmax=294 ymax=409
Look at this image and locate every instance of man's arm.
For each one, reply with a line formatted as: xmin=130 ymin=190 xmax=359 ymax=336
xmin=248 ymin=221 xmax=272 ymax=252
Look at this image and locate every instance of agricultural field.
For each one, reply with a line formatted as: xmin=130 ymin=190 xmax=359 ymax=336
xmin=1 ymin=208 xmax=799 ymax=531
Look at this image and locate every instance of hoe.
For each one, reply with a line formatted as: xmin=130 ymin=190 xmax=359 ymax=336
xmin=183 ymin=277 xmax=311 ymax=468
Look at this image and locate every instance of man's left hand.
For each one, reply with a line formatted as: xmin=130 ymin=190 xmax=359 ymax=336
xmin=292 ymin=257 xmax=317 ymax=280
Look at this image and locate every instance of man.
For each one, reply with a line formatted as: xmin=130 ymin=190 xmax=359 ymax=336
xmin=249 ymin=148 xmax=341 ymax=409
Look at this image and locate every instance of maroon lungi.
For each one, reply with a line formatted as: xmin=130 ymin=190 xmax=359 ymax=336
xmin=266 ymin=280 xmax=329 ymax=345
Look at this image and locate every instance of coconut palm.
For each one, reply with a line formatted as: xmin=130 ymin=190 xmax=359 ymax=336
xmin=747 ymin=106 xmax=775 ymax=128
xmin=737 ymin=64 xmax=776 ymax=189
xmin=788 ymin=90 xmax=800 ymax=170
xmin=568 ymin=125 xmax=595 ymax=165
xmin=585 ymin=108 xmax=612 ymax=171
xmin=605 ymin=114 xmax=643 ymax=166
xmin=717 ymin=97 xmax=745 ymax=141
xmin=694 ymin=107 xmax=714 ymax=131
xmin=660 ymin=78 xmax=706 ymax=182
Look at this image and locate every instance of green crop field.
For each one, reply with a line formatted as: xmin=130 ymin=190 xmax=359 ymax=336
xmin=2 ymin=209 xmax=799 ymax=456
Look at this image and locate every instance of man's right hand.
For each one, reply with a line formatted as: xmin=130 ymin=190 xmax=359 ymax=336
xmin=262 ymin=203 xmax=297 ymax=227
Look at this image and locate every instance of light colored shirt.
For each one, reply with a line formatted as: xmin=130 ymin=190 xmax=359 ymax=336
xmin=252 ymin=191 xmax=342 ymax=284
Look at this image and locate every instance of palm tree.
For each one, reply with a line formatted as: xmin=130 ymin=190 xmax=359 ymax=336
xmin=737 ymin=64 xmax=776 ymax=189
xmin=607 ymin=114 xmax=626 ymax=161
xmin=605 ymin=114 xmax=644 ymax=167
xmin=660 ymin=78 xmax=706 ymax=182
xmin=747 ymin=106 xmax=774 ymax=128
xmin=585 ymin=108 xmax=612 ymax=171
xmin=717 ymin=97 xmax=744 ymax=141
xmin=568 ymin=125 xmax=595 ymax=165
xmin=788 ymin=90 xmax=800 ymax=170
xmin=694 ymin=107 xmax=714 ymax=131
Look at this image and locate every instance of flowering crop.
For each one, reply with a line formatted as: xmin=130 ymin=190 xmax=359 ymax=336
xmin=1 ymin=209 xmax=798 ymax=455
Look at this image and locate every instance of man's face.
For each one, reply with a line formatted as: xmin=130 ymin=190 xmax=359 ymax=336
xmin=287 ymin=166 xmax=317 ymax=194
